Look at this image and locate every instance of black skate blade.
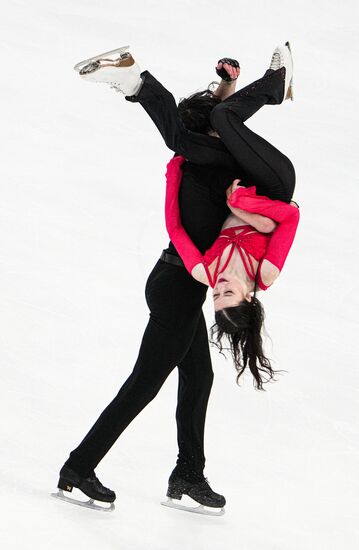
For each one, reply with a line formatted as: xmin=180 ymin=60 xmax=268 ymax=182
xmin=51 ymin=489 xmax=115 ymax=512
xmin=161 ymin=497 xmax=225 ymax=516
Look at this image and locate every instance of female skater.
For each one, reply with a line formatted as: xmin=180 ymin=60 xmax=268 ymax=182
xmin=53 ymin=44 xmax=294 ymax=514
xmin=165 ymin=155 xmax=299 ymax=390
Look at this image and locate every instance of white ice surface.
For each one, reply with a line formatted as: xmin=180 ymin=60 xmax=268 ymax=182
xmin=1 ymin=1 xmax=358 ymax=549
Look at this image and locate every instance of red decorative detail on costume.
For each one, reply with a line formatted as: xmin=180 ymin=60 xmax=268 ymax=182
xmin=203 ymin=225 xmax=270 ymax=289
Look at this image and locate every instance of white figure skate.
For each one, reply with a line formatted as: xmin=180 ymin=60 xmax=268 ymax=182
xmin=51 ymin=489 xmax=115 ymax=512
xmin=74 ymin=45 xmax=143 ymax=96
xmin=269 ymin=41 xmax=294 ymax=101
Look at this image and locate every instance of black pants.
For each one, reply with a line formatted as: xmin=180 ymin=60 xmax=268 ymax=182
xmin=65 ymin=67 xmax=295 ymax=481
xmin=66 ymin=262 xmax=212 ymax=481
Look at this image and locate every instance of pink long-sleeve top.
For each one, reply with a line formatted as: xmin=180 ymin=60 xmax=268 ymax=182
xmin=165 ymin=155 xmax=300 ymax=290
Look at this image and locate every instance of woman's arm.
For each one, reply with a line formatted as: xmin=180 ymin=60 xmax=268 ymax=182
xmin=225 ymin=181 xmax=277 ymax=233
xmin=165 ymin=156 xmax=209 ymax=284
xmin=228 ymin=185 xmax=300 ymax=282
xmin=213 ymin=60 xmax=240 ymax=101
xmin=213 ymin=79 xmax=238 ymax=102
xmin=226 ymin=203 xmax=278 ymax=233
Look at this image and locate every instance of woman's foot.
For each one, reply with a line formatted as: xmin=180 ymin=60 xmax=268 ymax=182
xmin=74 ymin=45 xmax=143 ymax=96
xmin=269 ymin=41 xmax=294 ymax=101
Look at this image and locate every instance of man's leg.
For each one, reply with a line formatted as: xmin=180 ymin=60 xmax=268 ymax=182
xmin=63 ymin=260 xmax=208 ymax=477
xmin=171 ymin=311 xmax=214 ymax=483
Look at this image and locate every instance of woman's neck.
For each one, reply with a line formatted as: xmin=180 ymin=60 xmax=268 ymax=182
xmin=220 ymin=249 xmax=256 ymax=291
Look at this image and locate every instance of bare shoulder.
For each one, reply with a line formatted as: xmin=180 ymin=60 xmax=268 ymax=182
xmin=191 ymin=263 xmax=210 ymax=285
xmin=259 ymin=260 xmax=280 ymax=286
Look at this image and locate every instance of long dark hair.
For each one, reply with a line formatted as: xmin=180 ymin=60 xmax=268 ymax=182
xmin=177 ymin=84 xmax=222 ymax=135
xmin=210 ymin=275 xmax=281 ymax=390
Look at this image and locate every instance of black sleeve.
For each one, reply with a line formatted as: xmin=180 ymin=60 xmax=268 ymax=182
xmin=125 ymin=70 xmax=237 ymax=169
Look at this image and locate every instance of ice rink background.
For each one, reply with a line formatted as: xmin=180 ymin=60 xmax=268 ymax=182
xmin=1 ymin=1 xmax=358 ymax=548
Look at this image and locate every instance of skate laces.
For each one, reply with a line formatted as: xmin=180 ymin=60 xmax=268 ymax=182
xmin=269 ymin=51 xmax=282 ymax=71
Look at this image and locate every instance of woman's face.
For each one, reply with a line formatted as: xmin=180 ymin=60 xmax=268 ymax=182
xmin=212 ymin=274 xmax=252 ymax=311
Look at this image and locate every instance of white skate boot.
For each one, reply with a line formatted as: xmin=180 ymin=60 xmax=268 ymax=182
xmin=269 ymin=41 xmax=294 ymax=101
xmin=74 ymin=45 xmax=143 ymax=96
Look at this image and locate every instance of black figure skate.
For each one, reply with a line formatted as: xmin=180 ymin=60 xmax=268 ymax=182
xmin=51 ymin=465 xmax=116 ymax=512
xmin=161 ymin=474 xmax=226 ymax=516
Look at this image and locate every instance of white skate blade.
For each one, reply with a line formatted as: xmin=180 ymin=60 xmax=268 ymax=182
xmin=285 ymin=40 xmax=294 ymax=101
xmin=284 ymin=41 xmax=294 ymax=101
xmin=161 ymin=497 xmax=225 ymax=517
xmin=74 ymin=46 xmax=130 ymax=72
xmin=51 ymin=489 xmax=115 ymax=512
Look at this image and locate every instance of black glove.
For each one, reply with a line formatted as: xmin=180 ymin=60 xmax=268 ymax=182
xmin=216 ymin=57 xmax=240 ymax=82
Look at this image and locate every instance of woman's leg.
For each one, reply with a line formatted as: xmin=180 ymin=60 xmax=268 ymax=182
xmin=63 ymin=261 xmax=208 ymax=477
xmin=210 ymin=68 xmax=296 ymax=202
xmin=171 ymin=311 xmax=214 ymax=483
xmin=125 ymin=70 xmax=238 ymax=170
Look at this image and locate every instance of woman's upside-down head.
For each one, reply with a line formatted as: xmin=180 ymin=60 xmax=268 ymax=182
xmin=210 ymin=277 xmax=280 ymax=391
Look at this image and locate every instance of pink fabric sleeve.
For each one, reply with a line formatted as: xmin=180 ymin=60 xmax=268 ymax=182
xmin=165 ymin=155 xmax=204 ymax=274
xmin=228 ymin=186 xmax=300 ymax=271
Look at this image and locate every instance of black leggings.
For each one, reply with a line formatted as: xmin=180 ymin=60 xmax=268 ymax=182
xmin=64 ymin=67 xmax=295 ymax=481
xmin=210 ymin=67 xmax=295 ymax=202
xmin=126 ymin=66 xmax=295 ymax=201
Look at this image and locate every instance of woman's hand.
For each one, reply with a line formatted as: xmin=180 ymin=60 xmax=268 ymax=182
xmin=226 ymin=178 xmax=244 ymax=199
xmin=213 ymin=59 xmax=240 ymax=101
xmin=226 ymin=179 xmax=278 ymax=233
xmin=216 ymin=58 xmax=240 ymax=82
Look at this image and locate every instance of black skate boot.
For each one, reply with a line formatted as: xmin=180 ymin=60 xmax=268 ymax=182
xmin=51 ymin=465 xmax=116 ymax=512
xmin=161 ymin=473 xmax=226 ymax=516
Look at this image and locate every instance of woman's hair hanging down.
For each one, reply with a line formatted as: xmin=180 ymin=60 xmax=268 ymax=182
xmin=210 ymin=274 xmax=282 ymax=390
xmin=177 ymin=83 xmax=222 ymax=135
